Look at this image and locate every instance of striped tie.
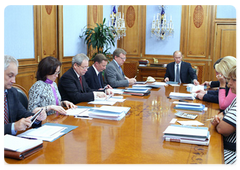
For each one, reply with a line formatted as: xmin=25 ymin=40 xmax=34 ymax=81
xmin=4 ymin=92 xmax=9 ymax=124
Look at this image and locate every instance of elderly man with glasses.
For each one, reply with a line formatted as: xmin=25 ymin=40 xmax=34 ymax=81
xmin=58 ymin=53 xmax=111 ymax=104
xmin=104 ymin=48 xmax=136 ymax=88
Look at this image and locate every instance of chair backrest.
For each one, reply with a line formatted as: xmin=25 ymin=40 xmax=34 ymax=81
xmin=123 ymin=62 xmax=138 ymax=78
xmin=12 ymin=84 xmax=28 ymax=110
xmin=187 ymin=66 xmax=199 ymax=84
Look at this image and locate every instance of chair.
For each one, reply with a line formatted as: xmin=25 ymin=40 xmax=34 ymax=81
xmin=12 ymin=84 xmax=28 ymax=110
xmin=187 ymin=66 xmax=199 ymax=84
xmin=122 ymin=62 xmax=138 ymax=78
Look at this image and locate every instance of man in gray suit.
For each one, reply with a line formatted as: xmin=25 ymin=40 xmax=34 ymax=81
xmin=104 ymin=48 xmax=136 ymax=88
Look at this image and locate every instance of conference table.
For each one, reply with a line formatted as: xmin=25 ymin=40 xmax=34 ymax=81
xmin=5 ymin=84 xmax=224 ymax=164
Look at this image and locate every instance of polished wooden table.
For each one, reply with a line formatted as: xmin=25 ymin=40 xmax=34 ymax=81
xmin=5 ymin=85 xmax=224 ymax=164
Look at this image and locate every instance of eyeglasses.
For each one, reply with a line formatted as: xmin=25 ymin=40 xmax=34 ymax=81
xmin=54 ymin=71 xmax=61 ymax=75
xmin=79 ymin=66 xmax=89 ymax=70
xmin=225 ymin=77 xmax=236 ymax=82
xmin=118 ymin=56 xmax=126 ymax=61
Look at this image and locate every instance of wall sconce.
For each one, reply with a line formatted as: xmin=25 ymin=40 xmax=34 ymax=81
xmin=109 ymin=5 xmax=126 ymax=40
xmin=151 ymin=5 xmax=174 ymax=40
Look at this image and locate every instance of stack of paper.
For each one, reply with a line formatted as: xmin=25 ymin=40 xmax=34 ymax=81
xmin=123 ymin=88 xmax=151 ymax=96
xmin=18 ymin=123 xmax=78 ymax=142
xmin=4 ymin=135 xmax=43 ymax=159
xmin=169 ymin=92 xmax=195 ymax=100
xmin=132 ymin=83 xmax=161 ymax=88
xmin=88 ymin=106 xmax=130 ymax=121
xmin=163 ymin=125 xmax=210 ymax=146
xmin=173 ymin=101 xmax=205 ymax=111
xmin=186 ymin=84 xmax=205 ymax=93
xmin=88 ymin=96 xmax=125 ymax=105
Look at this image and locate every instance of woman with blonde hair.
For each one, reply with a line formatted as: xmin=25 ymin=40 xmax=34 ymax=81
xmin=214 ymin=56 xmax=236 ymax=110
xmin=211 ymin=65 xmax=236 ymax=164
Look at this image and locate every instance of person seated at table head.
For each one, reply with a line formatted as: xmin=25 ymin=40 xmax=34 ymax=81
xmin=210 ymin=65 xmax=236 ymax=164
xmin=196 ymin=56 xmax=236 ymax=110
xmin=58 ymin=53 xmax=109 ymax=104
xmin=28 ymin=56 xmax=76 ymax=116
xmin=104 ymin=48 xmax=136 ymax=88
xmin=84 ymin=53 xmax=112 ymax=90
xmin=4 ymin=55 xmax=47 ymax=135
xmin=164 ymin=51 xmax=199 ymax=85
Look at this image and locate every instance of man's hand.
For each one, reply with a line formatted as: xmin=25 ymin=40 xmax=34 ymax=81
xmin=164 ymin=77 xmax=169 ymax=82
xmin=14 ymin=116 xmax=32 ymax=131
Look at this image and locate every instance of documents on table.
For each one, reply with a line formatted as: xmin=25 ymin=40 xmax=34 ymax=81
xmin=186 ymin=84 xmax=205 ymax=93
xmin=123 ymin=88 xmax=151 ymax=96
xmin=18 ymin=123 xmax=77 ymax=142
xmin=177 ymin=120 xmax=204 ymax=126
xmin=163 ymin=125 xmax=210 ymax=146
xmin=4 ymin=134 xmax=43 ymax=152
xmin=87 ymin=106 xmax=130 ymax=121
xmin=111 ymin=88 xmax=124 ymax=94
xmin=173 ymin=101 xmax=206 ymax=111
xmin=174 ymin=111 xmax=198 ymax=119
xmin=66 ymin=108 xmax=89 ymax=116
xmin=169 ymin=92 xmax=195 ymax=100
xmin=4 ymin=134 xmax=43 ymax=160
xmin=88 ymin=95 xmax=125 ymax=105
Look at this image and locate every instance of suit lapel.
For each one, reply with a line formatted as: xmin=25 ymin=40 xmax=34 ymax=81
xmin=70 ymin=68 xmax=84 ymax=92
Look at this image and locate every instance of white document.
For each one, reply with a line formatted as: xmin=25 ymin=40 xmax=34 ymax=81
xmin=18 ymin=125 xmax=66 ymax=142
xmin=111 ymin=89 xmax=124 ymax=94
xmin=177 ymin=120 xmax=204 ymax=126
xmin=100 ymin=106 xmax=131 ymax=114
xmin=187 ymin=84 xmax=205 ymax=93
xmin=88 ymin=100 xmax=116 ymax=105
xmin=152 ymin=82 xmax=167 ymax=86
xmin=169 ymin=92 xmax=195 ymax=100
xmin=66 ymin=108 xmax=89 ymax=116
xmin=4 ymin=134 xmax=43 ymax=152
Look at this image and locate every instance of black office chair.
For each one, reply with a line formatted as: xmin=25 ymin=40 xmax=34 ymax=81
xmin=12 ymin=86 xmax=28 ymax=110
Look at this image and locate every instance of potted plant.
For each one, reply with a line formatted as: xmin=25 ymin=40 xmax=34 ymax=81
xmin=80 ymin=18 xmax=115 ymax=60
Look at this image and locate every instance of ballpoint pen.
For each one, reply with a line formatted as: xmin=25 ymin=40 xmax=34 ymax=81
xmin=134 ymin=75 xmax=137 ymax=79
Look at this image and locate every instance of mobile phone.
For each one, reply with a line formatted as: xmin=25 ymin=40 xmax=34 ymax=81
xmin=30 ymin=108 xmax=43 ymax=127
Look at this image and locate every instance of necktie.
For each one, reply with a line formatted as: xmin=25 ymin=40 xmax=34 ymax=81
xmin=79 ymin=76 xmax=83 ymax=88
xmin=119 ymin=66 xmax=124 ymax=77
xmin=4 ymin=92 xmax=9 ymax=124
xmin=176 ymin=64 xmax=180 ymax=83
xmin=98 ymin=73 xmax=103 ymax=88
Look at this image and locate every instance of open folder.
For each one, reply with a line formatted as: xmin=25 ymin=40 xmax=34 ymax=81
xmin=4 ymin=134 xmax=43 ymax=160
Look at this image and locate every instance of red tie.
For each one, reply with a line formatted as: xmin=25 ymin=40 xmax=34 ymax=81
xmin=79 ymin=76 xmax=83 ymax=88
xmin=4 ymin=92 xmax=9 ymax=124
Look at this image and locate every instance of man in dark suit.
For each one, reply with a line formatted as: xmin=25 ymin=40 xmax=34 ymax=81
xmin=84 ymin=53 xmax=112 ymax=90
xmin=164 ymin=51 xmax=199 ymax=85
xmin=104 ymin=48 xmax=136 ymax=88
xmin=4 ymin=55 xmax=46 ymax=135
xmin=58 ymin=53 xmax=110 ymax=104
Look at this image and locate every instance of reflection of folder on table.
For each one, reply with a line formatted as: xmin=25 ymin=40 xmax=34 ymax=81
xmin=4 ymin=135 xmax=43 ymax=160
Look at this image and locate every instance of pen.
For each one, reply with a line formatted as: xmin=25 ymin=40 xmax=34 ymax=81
xmin=206 ymin=118 xmax=213 ymax=121
xmin=103 ymin=85 xmax=108 ymax=90
xmin=134 ymin=75 xmax=137 ymax=79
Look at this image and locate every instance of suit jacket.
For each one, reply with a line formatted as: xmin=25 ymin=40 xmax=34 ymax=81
xmin=84 ymin=65 xmax=104 ymax=89
xmin=164 ymin=61 xmax=198 ymax=84
xmin=104 ymin=60 xmax=129 ymax=88
xmin=4 ymin=87 xmax=41 ymax=135
xmin=58 ymin=67 xmax=94 ymax=104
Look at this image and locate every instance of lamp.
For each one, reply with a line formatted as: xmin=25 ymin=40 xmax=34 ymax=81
xmin=109 ymin=5 xmax=126 ymax=40
xmin=151 ymin=5 xmax=174 ymax=40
